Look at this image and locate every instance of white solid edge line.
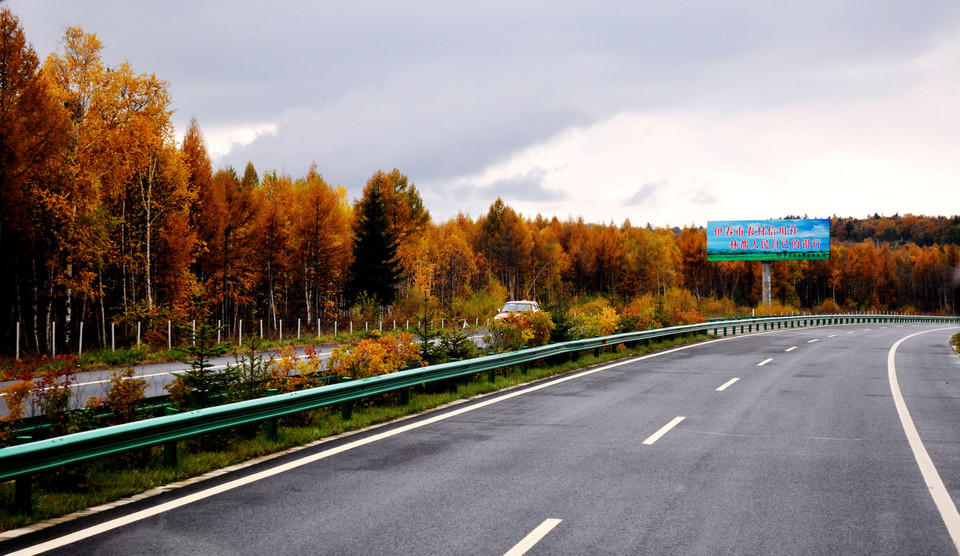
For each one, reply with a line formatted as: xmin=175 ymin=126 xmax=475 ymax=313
xmin=888 ymin=328 xmax=960 ymax=554
xmin=757 ymin=358 xmax=773 ymax=366
xmin=642 ymin=416 xmax=685 ymax=445
xmin=9 ymin=340 xmax=725 ymax=555
xmin=503 ymin=518 xmax=562 ymax=556
xmin=716 ymin=378 xmax=740 ymax=391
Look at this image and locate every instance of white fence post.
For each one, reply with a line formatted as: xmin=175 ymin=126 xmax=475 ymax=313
xmin=16 ymin=321 xmax=19 ymax=360
xmin=79 ymin=321 xmax=84 ymax=356
xmin=137 ymin=321 xmax=141 ymax=347
xmin=239 ymin=319 xmax=243 ymax=345
xmin=297 ymin=318 xmax=301 ymax=339
xmin=52 ymin=321 xmax=56 ymax=357
xmin=168 ymin=320 xmax=171 ymax=350
xmin=111 ymin=322 xmax=115 ymax=352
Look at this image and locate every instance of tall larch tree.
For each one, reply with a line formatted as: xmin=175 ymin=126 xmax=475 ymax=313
xmin=181 ymin=119 xmax=214 ymax=269
xmin=0 ymin=8 xmax=71 ymax=351
xmin=292 ymin=165 xmax=352 ymax=325
xmin=40 ymin=26 xmax=118 ymax=348
xmin=253 ymin=171 xmax=294 ymax=328
xmin=477 ymin=199 xmax=534 ymax=300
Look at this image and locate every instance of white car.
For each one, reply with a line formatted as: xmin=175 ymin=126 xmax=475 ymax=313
xmin=494 ymin=300 xmax=540 ymax=320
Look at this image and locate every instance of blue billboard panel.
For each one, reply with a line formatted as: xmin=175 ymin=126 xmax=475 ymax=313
xmin=707 ymin=219 xmax=830 ymax=261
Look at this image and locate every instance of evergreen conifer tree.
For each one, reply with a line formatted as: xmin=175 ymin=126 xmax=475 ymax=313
xmin=345 ymin=183 xmax=402 ymax=307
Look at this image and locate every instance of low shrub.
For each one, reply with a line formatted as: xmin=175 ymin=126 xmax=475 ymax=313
xmin=487 ymin=311 xmax=555 ymax=352
xmin=327 ymin=331 xmax=422 ymax=379
xmin=577 ymin=306 xmax=620 ymax=338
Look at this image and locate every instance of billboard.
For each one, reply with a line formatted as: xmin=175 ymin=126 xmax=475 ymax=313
xmin=707 ymin=218 xmax=830 ymax=261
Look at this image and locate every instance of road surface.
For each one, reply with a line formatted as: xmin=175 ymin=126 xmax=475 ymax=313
xmin=3 ymin=323 xmax=960 ymax=554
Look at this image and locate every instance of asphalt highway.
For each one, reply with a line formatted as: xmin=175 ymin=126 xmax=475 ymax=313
xmin=4 ymin=323 xmax=960 ymax=555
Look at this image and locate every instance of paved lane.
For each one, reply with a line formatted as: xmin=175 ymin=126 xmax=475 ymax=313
xmin=5 ymin=323 xmax=959 ymax=555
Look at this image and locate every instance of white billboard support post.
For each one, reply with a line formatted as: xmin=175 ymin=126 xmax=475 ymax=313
xmin=762 ymin=261 xmax=772 ymax=308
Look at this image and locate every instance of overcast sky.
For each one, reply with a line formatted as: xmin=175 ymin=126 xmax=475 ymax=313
xmin=7 ymin=1 xmax=960 ymax=226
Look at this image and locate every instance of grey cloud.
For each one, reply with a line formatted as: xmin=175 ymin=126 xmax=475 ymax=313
xmin=625 ymin=179 xmax=669 ymax=206
xmin=688 ymin=189 xmax=719 ymax=205
xmin=480 ymin=169 xmax=567 ymax=203
xmin=429 ymin=168 xmax=567 ymax=217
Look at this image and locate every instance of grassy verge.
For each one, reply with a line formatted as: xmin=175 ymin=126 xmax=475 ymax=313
xmin=952 ymin=332 xmax=960 ymax=356
xmin=0 ymin=334 xmax=706 ymax=533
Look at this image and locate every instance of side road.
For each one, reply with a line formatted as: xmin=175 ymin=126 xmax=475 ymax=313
xmin=0 ymin=331 xmax=488 ymax=418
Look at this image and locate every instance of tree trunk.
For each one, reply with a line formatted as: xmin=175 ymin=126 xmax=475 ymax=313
xmin=304 ymin=260 xmax=312 ymax=324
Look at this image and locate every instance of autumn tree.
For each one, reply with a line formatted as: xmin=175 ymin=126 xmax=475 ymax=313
xmin=194 ymin=166 xmax=260 ymax=327
xmin=253 ymin=171 xmax=295 ymax=328
xmin=182 ymin=119 xmax=214 ymax=256
xmin=676 ymin=227 xmax=708 ymax=298
xmin=43 ymin=25 xmax=192 ymax=349
xmin=477 ymin=199 xmax=533 ymax=300
xmin=291 ymin=165 xmax=352 ymax=325
xmin=366 ymin=169 xmax=431 ymax=297
xmin=0 ymin=9 xmax=71 ymax=352
xmin=557 ymin=217 xmax=595 ymax=295
xmin=426 ymin=218 xmax=479 ymax=304
xmin=368 ymin=168 xmax=430 ymax=243
xmin=593 ymin=223 xmax=625 ymax=294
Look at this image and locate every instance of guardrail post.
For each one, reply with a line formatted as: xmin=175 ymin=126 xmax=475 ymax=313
xmin=164 ymin=407 xmax=179 ymax=467
xmin=341 ymin=401 xmax=352 ymax=421
xmin=521 ymin=361 xmax=528 ymax=375
xmin=265 ymin=389 xmax=279 ymax=441
xmin=15 ymin=474 xmax=32 ymax=514
xmin=400 ymin=388 xmax=410 ymax=405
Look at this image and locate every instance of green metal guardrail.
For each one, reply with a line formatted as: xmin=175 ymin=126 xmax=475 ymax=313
xmin=2 ymin=313 xmax=957 ymax=512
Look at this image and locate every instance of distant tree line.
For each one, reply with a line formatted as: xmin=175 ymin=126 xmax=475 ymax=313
xmin=1 ymin=12 xmax=958 ymax=355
